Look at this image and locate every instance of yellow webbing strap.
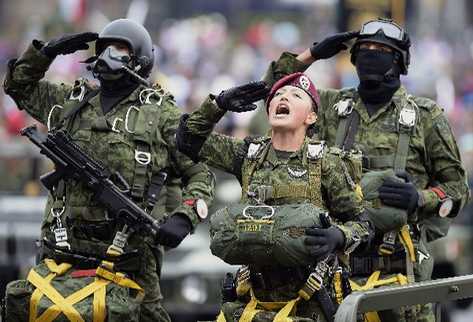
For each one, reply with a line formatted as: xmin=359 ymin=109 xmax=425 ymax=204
xmin=239 ymin=289 xmax=301 ymax=322
xmin=350 ymin=270 xmax=409 ymax=322
xmin=27 ymin=269 xmax=84 ymax=322
xmin=350 ymin=271 xmax=408 ymax=292
xmin=44 ymin=259 xmax=72 ymax=275
xmin=36 ymin=278 xmax=110 ymax=322
xmin=364 ymin=312 xmax=381 ymax=322
xmin=95 ymin=266 xmax=143 ymax=291
xmin=398 ymin=225 xmax=416 ymax=263
xmin=29 ymin=274 xmax=55 ymax=322
xmin=93 ymin=278 xmax=107 ymax=322
xmin=239 ymin=291 xmax=261 ymax=322
xmin=333 ymin=270 xmax=344 ymax=305
xmin=216 ymin=311 xmax=227 ymax=322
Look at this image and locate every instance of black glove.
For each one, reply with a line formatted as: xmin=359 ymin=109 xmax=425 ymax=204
xmin=310 ymin=31 xmax=359 ymax=60
xmin=39 ymin=32 xmax=98 ymax=59
xmin=214 ymin=81 xmax=270 ymax=113
xmin=156 ymin=213 xmax=192 ymax=248
xmin=378 ymin=171 xmax=419 ymax=215
xmin=304 ymin=226 xmax=345 ymax=259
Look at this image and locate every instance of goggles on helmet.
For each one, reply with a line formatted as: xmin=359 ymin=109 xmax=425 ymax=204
xmin=359 ymin=19 xmax=404 ymax=41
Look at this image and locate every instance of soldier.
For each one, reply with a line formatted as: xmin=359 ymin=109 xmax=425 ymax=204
xmin=3 ymin=19 xmax=214 ymax=321
xmin=176 ymin=73 xmax=374 ymax=321
xmin=261 ymin=18 xmax=470 ymax=321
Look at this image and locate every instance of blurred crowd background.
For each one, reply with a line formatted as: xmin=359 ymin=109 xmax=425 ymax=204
xmin=1 ymin=0 xmax=473 ymax=199
xmin=0 ymin=0 xmax=473 ymax=320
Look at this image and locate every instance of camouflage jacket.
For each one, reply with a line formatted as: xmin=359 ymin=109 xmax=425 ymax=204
xmin=264 ymin=52 xmax=470 ymax=242
xmin=3 ymin=44 xmax=215 ymax=258
xmin=182 ymin=96 xmax=373 ymax=254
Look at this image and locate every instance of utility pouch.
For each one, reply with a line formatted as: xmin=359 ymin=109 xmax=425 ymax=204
xmin=3 ymin=259 xmax=143 ymax=322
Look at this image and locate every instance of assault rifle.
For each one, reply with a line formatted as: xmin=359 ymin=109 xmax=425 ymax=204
xmin=20 ymin=125 xmax=161 ymax=235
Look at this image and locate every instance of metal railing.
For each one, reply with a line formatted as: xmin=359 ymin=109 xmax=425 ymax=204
xmin=334 ymin=274 xmax=473 ymax=322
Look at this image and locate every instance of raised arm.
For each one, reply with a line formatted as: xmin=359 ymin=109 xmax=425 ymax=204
xmin=176 ymin=81 xmax=269 ymax=178
xmin=3 ymin=33 xmax=98 ymax=126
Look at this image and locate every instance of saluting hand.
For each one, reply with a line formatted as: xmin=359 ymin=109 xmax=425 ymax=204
xmin=39 ymin=32 xmax=99 ymax=59
xmin=214 ymin=81 xmax=270 ymax=113
xmin=310 ymin=31 xmax=359 ymax=60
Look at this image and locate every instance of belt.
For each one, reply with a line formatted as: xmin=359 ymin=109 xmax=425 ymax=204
xmin=41 ymin=238 xmax=142 ymax=273
xmin=250 ymin=266 xmax=312 ymax=290
xmin=350 ymin=252 xmax=406 ymax=276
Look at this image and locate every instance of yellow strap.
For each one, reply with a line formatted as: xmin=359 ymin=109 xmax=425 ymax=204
xmin=239 ymin=292 xmax=261 ymax=322
xmin=350 ymin=270 xmax=409 ymax=292
xmin=96 ymin=267 xmax=143 ymax=291
xmin=217 ymin=311 xmax=227 ymax=322
xmin=273 ymin=297 xmax=300 ymax=322
xmin=398 ymin=225 xmax=416 ymax=263
xmin=27 ymin=269 xmax=84 ymax=322
xmin=29 ymin=273 xmax=56 ymax=322
xmin=365 ymin=311 xmax=381 ymax=322
xmin=333 ymin=271 xmax=344 ymax=305
xmin=93 ymin=278 xmax=107 ymax=322
xmin=44 ymin=259 xmax=72 ymax=275
xmin=37 ymin=278 xmax=110 ymax=322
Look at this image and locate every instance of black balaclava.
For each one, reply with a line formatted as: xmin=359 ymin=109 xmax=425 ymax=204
xmin=92 ymin=45 xmax=139 ymax=114
xmin=99 ymin=74 xmax=138 ymax=115
xmin=356 ymin=48 xmax=401 ymax=114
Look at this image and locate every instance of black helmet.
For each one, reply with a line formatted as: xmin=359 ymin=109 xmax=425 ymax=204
xmin=350 ymin=18 xmax=411 ymax=75
xmin=96 ymin=19 xmax=154 ymax=77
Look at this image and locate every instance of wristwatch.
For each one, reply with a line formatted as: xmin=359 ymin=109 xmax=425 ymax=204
xmin=430 ymin=187 xmax=453 ymax=218
xmin=183 ymin=199 xmax=208 ymax=220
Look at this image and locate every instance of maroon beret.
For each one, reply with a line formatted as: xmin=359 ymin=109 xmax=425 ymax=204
xmin=265 ymin=72 xmax=320 ymax=112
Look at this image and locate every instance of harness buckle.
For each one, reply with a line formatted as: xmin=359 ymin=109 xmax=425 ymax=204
xmin=135 ymin=150 xmax=151 ymax=165
xmin=69 ymin=85 xmax=86 ymax=101
xmin=334 ymin=99 xmax=353 ymax=117
xmin=307 ymin=141 xmax=325 ymax=160
xmin=399 ymin=107 xmax=416 ymax=128
xmin=247 ymin=143 xmax=262 ymax=159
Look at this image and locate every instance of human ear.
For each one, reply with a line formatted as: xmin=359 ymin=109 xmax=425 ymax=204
xmin=305 ymin=111 xmax=317 ymax=125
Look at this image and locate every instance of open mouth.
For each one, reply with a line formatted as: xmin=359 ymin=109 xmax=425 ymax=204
xmin=275 ymin=104 xmax=290 ymax=115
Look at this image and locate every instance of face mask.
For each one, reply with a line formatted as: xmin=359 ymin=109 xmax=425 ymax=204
xmin=355 ymin=48 xmax=395 ymax=83
xmin=92 ymin=45 xmax=131 ymax=80
xmin=355 ymin=48 xmax=401 ymax=106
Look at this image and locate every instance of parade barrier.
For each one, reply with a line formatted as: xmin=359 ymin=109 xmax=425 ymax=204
xmin=334 ymin=274 xmax=473 ymax=322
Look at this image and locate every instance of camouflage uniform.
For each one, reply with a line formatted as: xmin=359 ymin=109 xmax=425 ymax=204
xmin=182 ymin=96 xmax=373 ymax=321
xmin=263 ymin=52 xmax=470 ymax=321
xmin=3 ymin=44 xmax=215 ymax=321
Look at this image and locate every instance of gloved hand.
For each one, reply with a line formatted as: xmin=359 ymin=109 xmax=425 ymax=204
xmin=310 ymin=31 xmax=359 ymax=60
xmin=39 ymin=32 xmax=98 ymax=59
xmin=378 ymin=171 xmax=419 ymax=215
xmin=156 ymin=213 xmax=192 ymax=248
xmin=304 ymin=226 xmax=345 ymax=259
xmin=214 ymin=81 xmax=270 ymax=113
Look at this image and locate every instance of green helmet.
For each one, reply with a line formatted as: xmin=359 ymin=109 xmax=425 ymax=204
xmin=350 ymin=18 xmax=411 ymax=75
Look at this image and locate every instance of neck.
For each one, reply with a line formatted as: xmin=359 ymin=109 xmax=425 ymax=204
xmin=271 ymin=128 xmax=306 ymax=152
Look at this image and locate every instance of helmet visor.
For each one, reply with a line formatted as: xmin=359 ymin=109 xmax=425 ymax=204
xmin=360 ymin=20 xmax=404 ymax=41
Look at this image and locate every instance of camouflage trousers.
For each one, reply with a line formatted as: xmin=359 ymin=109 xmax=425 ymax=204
xmin=351 ymin=248 xmax=435 ymax=322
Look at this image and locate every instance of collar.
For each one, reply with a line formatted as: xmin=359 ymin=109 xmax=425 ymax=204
xmin=354 ymin=86 xmax=407 ymax=123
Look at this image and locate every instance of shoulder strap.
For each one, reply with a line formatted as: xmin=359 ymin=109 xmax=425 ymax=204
xmin=305 ymin=139 xmax=325 ymax=207
xmin=334 ymin=97 xmax=360 ymax=151
xmin=240 ymin=137 xmax=271 ymax=201
xmin=393 ymin=95 xmax=418 ymax=172
xmin=58 ymin=89 xmax=99 ymax=132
